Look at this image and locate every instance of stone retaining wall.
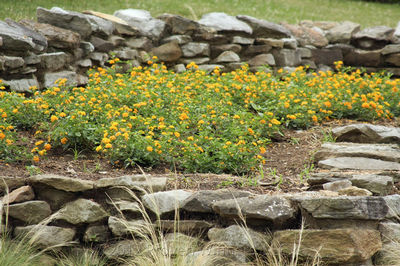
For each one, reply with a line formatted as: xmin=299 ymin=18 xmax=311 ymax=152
xmin=1 ymin=7 xmax=400 ymax=92
xmin=2 ymin=123 xmax=400 ymax=265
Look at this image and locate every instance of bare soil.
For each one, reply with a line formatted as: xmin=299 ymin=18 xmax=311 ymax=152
xmin=1 ymin=118 xmax=399 ymax=194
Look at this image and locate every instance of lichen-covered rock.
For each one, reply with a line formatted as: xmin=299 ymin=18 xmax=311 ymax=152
xmin=142 ymin=190 xmax=192 ymax=216
xmin=208 ymin=225 xmax=271 ymax=251
xmin=273 ymin=229 xmax=381 ymax=264
xmin=54 ymin=199 xmax=108 ymax=224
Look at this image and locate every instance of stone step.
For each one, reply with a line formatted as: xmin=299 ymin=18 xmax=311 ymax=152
xmin=318 ymin=157 xmax=400 ymax=171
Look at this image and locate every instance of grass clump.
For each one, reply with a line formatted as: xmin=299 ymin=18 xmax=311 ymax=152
xmin=0 ymin=61 xmax=399 ymax=174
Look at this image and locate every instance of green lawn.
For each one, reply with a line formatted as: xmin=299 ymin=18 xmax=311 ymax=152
xmin=1 ymin=0 xmax=399 ymax=27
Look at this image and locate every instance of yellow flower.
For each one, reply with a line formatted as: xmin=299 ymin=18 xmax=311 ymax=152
xmin=50 ymin=115 xmax=58 ymax=122
xmin=105 ymin=143 xmax=112 ymax=149
xmin=95 ymin=146 xmax=102 ymax=152
xmin=146 ymin=146 xmax=153 ymax=152
xmin=38 ymin=150 xmax=46 ymax=156
xmin=247 ymin=128 xmax=254 ymax=135
xmin=270 ymin=119 xmax=281 ymax=125
xmin=174 ymin=132 xmax=181 ymax=138
xmin=35 ymin=140 xmax=44 ymax=146
xmin=0 ymin=132 xmax=5 ymax=140
xmin=44 ymin=143 xmax=51 ymax=151
xmin=259 ymin=147 xmax=266 ymax=153
xmin=33 ymin=156 xmax=40 ymax=162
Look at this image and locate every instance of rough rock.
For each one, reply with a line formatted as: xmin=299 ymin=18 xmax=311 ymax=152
xmin=174 ymin=63 xmax=186 ymax=73
xmin=350 ymin=174 xmax=393 ymax=196
xmin=322 ymin=180 xmax=352 ymax=192
xmin=2 ymin=185 xmax=35 ymax=205
xmin=2 ymin=78 xmax=39 ymax=92
xmin=272 ymin=49 xmax=301 ymax=67
xmin=0 ymin=56 xmax=24 ymax=70
xmin=211 ymin=44 xmax=242 ymax=58
xmin=237 ymin=15 xmax=291 ymax=38
xmin=114 ymin=9 xmax=166 ymax=40
xmin=198 ymin=12 xmax=252 ymax=35
xmin=80 ymin=41 xmax=95 ymax=55
xmin=19 ymin=19 xmax=80 ymax=49
xmin=43 ymin=71 xmax=78 ymax=88
xmin=126 ymin=37 xmax=153 ymax=51
xmin=182 ymin=190 xmax=252 ymax=213
xmin=161 ymin=35 xmax=192 ymax=45
xmin=157 ymin=220 xmax=214 ymax=233
xmin=318 ymin=157 xmax=400 ymax=171
xmin=77 ymin=59 xmax=92 ymax=68
xmin=35 ymin=187 xmax=75 ymax=211
xmin=108 ymin=216 xmax=147 ymax=237
xmin=315 ymin=142 xmax=400 ymax=163
xmin=186 ymin=249 xmax=248 ymax=265
xmin=382 ymin=44 xmax=400 ymax=56
xmin=344 ymin=49 xmax=381 ymax=67
xmin=30 ymin=174 xmax=93 ymax=192
xmin=247 ymin=53 xmax=276 ymax=67
xmin=208 ymin=225 xmax=270 ymax=251
xmin=90 ymin=36 xmax=114 ymax=52
xmin=375 ymin=222 xmax=400 ymax=265
xmin=282 ymin=23 xmax=328 ymax=48
xmin=142 ymin=190 xmax=192 ymax=215
xmin=103 ymin=239 xmax=146 ymax=260
xmin=256 ymin=38 xmax=284 ymax=48
xmin=151 ymin=42 xmax=182 ymax=62
xmin=111 ymin=48 xmax=139 ymax=60
xmin=243 ymin=44 xmax=272 ymax=56
xmin=338 ymin=186 xmax=373 ymax=196
xmin=108 ymin=200 xmax=141 ymax=214
xmin=232 ymin=36 xmax=254 ymax=45
xmin=212 ymin=195 xmax=297 ymax=227
xmin=37 ymin=7 xmax=114 ymax=39
xmin=89 ymin=52 xmax=109 ymax=65
xmin=325 ymin=21 xmax=360 ymax=44
xmin=24 ymin=52 xmax=41 ymax=65
xmin=298 ymin=47 xmax=312 ymax=58
xmin=0 ymin=176 xmax=26 ymax=194
xmin=83 ymin=225 xmax=110 ymax=243
xmin=96 ymin=174 xmax=167 ymax=192
xmin=382 ymin=194 xmax=400 ymax=219
xmin=214 ymin=51 xmax=240 ymax=63
xmin=385 ymin=53 xmax=400 ymax=66
xmin=274 ymin=229 xmax=381 ymax=264
xmin=311 ymin=47 xmax=343 ymax=66
xmin=54 ymin=199 xmax=108 ymax=224
xmin=164 ymin=233 xmax=203 ymax=254
xmin=158 ymin=13 xmax=199 ymax=35
xmin=181 ymin=42 xmax=210 ymax=57
xmin=39 ymin=52 xmax=70 ymax=71
xmin=353 ymin=26 xmax=395 ymax=49
xmin=14 ymin=225 xmax=76 ymax=249
xmin=282 ymin=38 xmax=298 ymax=49
xmin=8 ymin=200 xmax=51 ymax=224
xmin=180 ymin=57 xmax=210 ymax=65
xmin=0 ymin=19 xmax=47 ymax=52
xmin=298 ymin=196 xmax=388 ymax=220
xmin=332 ymin=124 xmax=400 ymax=143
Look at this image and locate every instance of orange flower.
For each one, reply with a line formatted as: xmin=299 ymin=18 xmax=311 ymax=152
xmin=33 ymin=156 xmax=40 ymax=162
xmin=50 ymin=115 xmax=58 ymax=122
xmin=44 ymin=143 xmax=51 ymax=151
xmin=0 ymin=132 xmax=5 ymax=140
xmin=146 ymin=146 xmax=153 ymax=152
xmin=61 ymin=137 xmax=68 ymax=144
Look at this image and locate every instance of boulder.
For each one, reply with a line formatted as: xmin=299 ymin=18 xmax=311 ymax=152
xmin=37 ymin=7 xmax=114 ymax=39
xmin=54 ymin=199 xmax=108 ymax=224
xmin=30 ymin=174 xmax=93 ymax=192
xmin=212 ymin=195 xmax=297 ymax=227
xmin=8 ymin=200 xmax=51 ymax=224
xmin=158 ymin=13 xmax=199 ymax=35
xmin=39 ymin=52 xmax=70 ymax=71
xmin=126 ymin=37 xmax=153 ymax=51
xmin=111 ymin=48 xmax=139 ymax=60
xmin=282 ymin=23 xmax=328 ymax=48
xmin=272 ymin=49 xmax=301 ymax=67
xmin=151 ymin=42 xmax=182 ymax=62
xmin=350 ymin=174 xmax=393 ymax=196
xmin=96 ymin=174 xmax=167 ymax=192
xmin=0 ymin=19 xmax=47 ymax=52
xmin=19 ymin=19 xmax=80 ymax=49
xmin=0 ymin=56 xmax=24 ymax=70
xmin=298 ymin=196 xmax=388 ymax=220
xmin=181 ymin=42 xmax=210 ymax=58
xmin=315 ymin=143 xmax=400 ymax=163
xmin=322 ymin=180 xmax=352 ymax=192
xmin=108 ymin=216 xmax=147 ymax=237
xmin=83 ymin=225 xmax=110 ymax=243
xmin=325 ymin=21 xmax=360 ymax=44
xmin=90 ymin=36 xmax=114 ymax=52
xmin=182 ymin=190 xmax=252 ymax=213
xmin=344 ymin=49 xmax=382 ymax=67
xmin=273 ymin=229 xmax=381 ymax=264
xmin=214 ymin=51 xmax=240 ymax=63
xmin=83 ymin=10 xmax=139 ymax=36
xmin=382 ymin=194 xmax=400 ymax=219
xmin=298 ymin=47 xmax=312 ymax=58
xmin=35 ymin=187 xmax=75 ymax=211
xmin=161 ymin=35 xmax=192 ymax=45
xmin=14 ymin=225 xmax=76 ymax=249
xmin=103 ymin=239 xmax=146 ymax=260
xmin=114 ymin=9 xmax=166 ymax=40
xmin=198 ymin=12 xmax=252 ymax=35
xmin=80 ymin=41 xmax=95 ymax=55
xmin=311 ymin=48 xmax=343 ymax=66
xmin=242 ymin=44 xmax=272 ymax=56
xmin=319 ymin=157 xmax=400 ymax=171
xmin=237 ymin=15 xmax=291 ymax=38
xmin=352 ymin=26 xmax=394 ymax=49
xmin=77 ymin=59 xmax=92 ymax=68
xmin=142 ymin=190 xmax=192 ymax=216
xmin=332 ymin=124 xmax=400 ymax=143
xmin=0 ymin=176 xmax=26 ymax=194
xmin=2 ymin=78 xmax=40 ymax=92
xmin=382 ymin=44 xmax=400 ymax=55
xmin=208 ymin=225 xmax=270 ymax=251
xmin=2 ymin=185 xmax=34 ymax=205
xmin=174 ymin=64 xmax=186 ymax=73
xmin=282 ymin=38 xmax=298 ymax=49
xmin=211 ymin=44 xmax=242 ymax=58
xmin=375 ymin=222 xmax=400 ymax=265
xmin=385 ymin=53 xmax=400 ymax=67
xmin=89 ymin=52 xmax=109 ymax=65
xmin=247 ymin=54 xmax=276 ymax=67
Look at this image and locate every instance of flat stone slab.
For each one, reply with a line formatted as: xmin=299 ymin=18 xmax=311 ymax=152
xmin=8 ymin=200 xmax=51 ymax=224
xmin=96 ymin=174 xmax=167 ymax=192
xmin=30 ymin=174 xmax=94 ymax=192
xmin=298 ymin=196 xmax=388 ymax=220
xmin=318 ymin=157 xmax=400 ymax=171
xmin=157 ymin=220 xmax=214 ymax=233
xmin=108 ymin=216 xmax=147 ymax=237
xmin=142 ymin=190 xmax=192 ymax=216
xmin=212 ymin=195 xmax=297 ymax=227
xmin=315 ymin=143 xmax=400 ymax=163
xmin=332 ymin=124 xmax=400 ymax=143
xmin=198 ymin=12 xmax=253 ymax=34
xmin=274 ymin=229 xmax=381 ymax=264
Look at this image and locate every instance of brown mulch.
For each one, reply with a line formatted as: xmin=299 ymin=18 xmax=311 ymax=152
xmin=1 ymin=118 xmax=399 ymax=194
